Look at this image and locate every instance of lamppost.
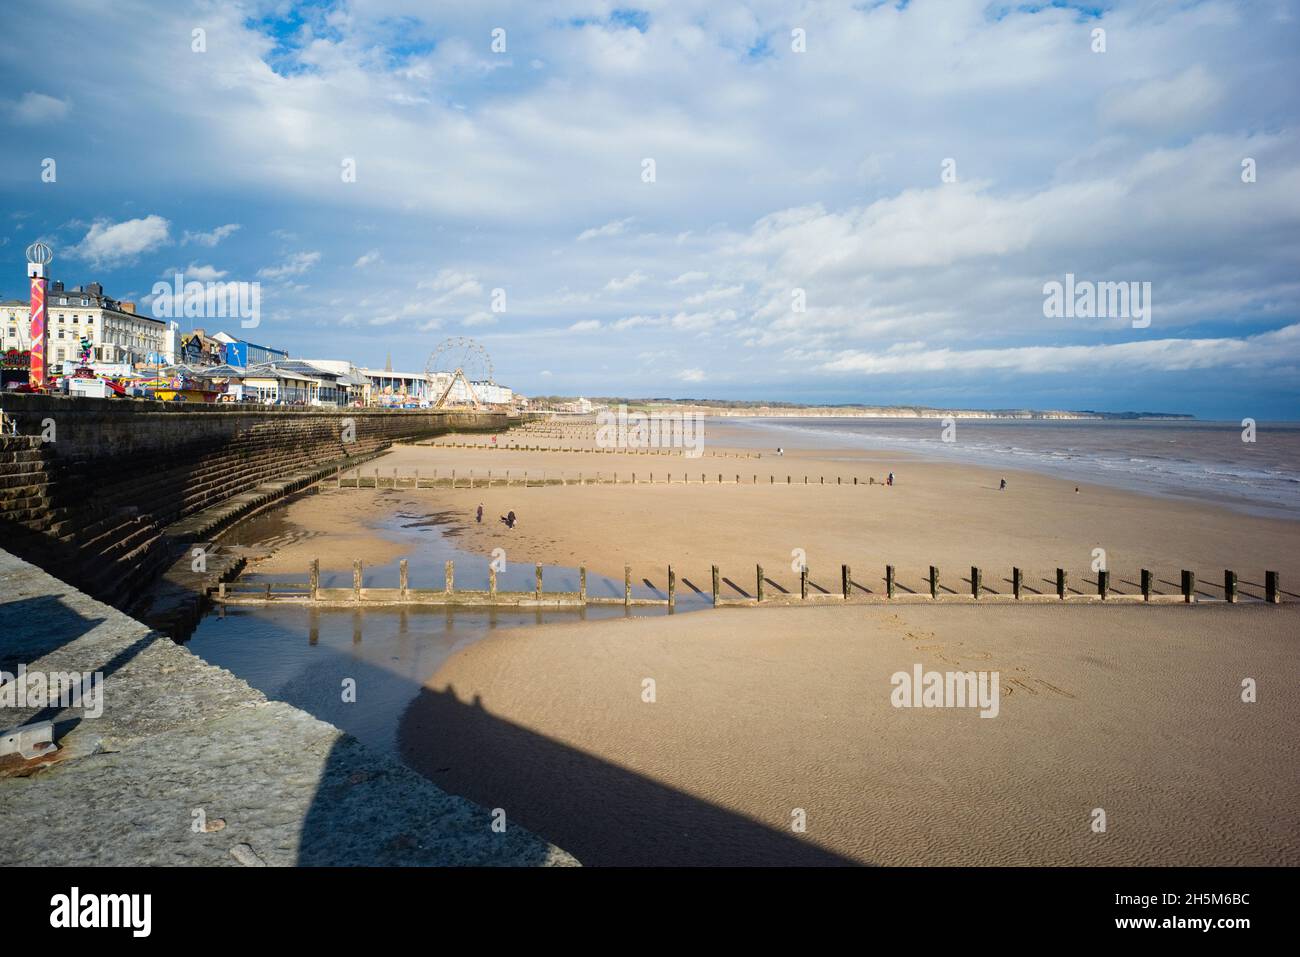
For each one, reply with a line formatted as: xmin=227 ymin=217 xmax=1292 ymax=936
xmin=25 ymin=242 xmax=53 ymax=391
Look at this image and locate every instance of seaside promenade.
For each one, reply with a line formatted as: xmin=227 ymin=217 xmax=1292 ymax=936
xmin=0 ymin=547 xmax=577 ymax=866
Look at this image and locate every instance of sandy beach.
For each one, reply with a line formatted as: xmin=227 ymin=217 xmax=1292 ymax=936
xmin=219 ymin=419 xmax=1300 ymax=865
xmin=245 ymin=421 xmax=1300 ymax=600
xmin=399 ymin=603 xmax=1300 ymax=866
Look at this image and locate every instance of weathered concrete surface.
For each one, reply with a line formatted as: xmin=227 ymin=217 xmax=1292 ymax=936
xmin=0 ymin=549 xmax=578 ymax=866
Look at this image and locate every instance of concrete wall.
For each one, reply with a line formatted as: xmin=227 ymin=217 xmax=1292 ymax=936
xmin=0 ymin=393 xmax=506 ymax=461
xmin=0 ymin=394 xmax=512 ymax=610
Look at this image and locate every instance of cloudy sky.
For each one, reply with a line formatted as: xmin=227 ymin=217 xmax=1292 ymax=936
xmin=2 ymin=0 xmax=1298 ymax=417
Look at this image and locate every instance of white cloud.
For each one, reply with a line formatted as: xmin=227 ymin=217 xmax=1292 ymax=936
xmin=354 ymin=249 xmax=381 ymax=268
xmin=821 ymin=324 xmax=1300 ymax=376
xmin=182 ymin=223 xmax=241 ymax=247
xmin=613 ymin=315 xmax=663 ymax=330
xmin=418 ymin=269 xmax=482 ymax=303
xmin=9 ymin=91 xmax=70 ymax=124
xmin=71 ymin=215 xmax=170 ymax=267
xmin=1101 ymin=66 xmax=1225 ymax=131
xmin=604 ymin=270 xmax=648 ymax=293
xmin=578 ymin=217 xmax=634 ymax=241
xmin=684 ymin=284 xmax=743 ymax=306
xmin=676 ymin=369 xmax=706 ymax=383
xmin=669 ymin=271 xmax=709 ymax=285
xmin=181 ymin=263 xmax=227 ymax=282
xmin=568 ymin=319 xmax=601 ymax=332
xmin=462 ymin=311 xmax=496 ymax=327
xmin=258 ymin=251 xmax=321 ymax=280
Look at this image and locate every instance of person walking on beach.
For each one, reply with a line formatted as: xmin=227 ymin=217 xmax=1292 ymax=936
xmin=476 ymin=503 xmax=484 ymax=523
xmin=887 ymin=471 xmax=894 ymax=487
xmin=999 ymin=478 xmax=1007 ymax=491
xmin=506 ymin=509 xmax=516 ymax=529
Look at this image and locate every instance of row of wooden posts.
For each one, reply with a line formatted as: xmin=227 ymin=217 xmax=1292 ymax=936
xmin=424 ymin=441 xmax=759 ymax=458
xmin=215 ymin=559 xmax=1284 ymax=607
xmin=338 ymin=467 xmax=883 ymax=489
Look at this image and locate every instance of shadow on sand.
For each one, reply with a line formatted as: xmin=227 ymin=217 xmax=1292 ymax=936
xmin=397 ymin=682 xmax=859 ymax=866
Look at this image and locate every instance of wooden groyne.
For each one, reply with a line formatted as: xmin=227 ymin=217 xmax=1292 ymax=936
xmin=330 ymin=467 xmax=892 ymax=489
xmin=213 ymin=559 xmax=1287 ymax=608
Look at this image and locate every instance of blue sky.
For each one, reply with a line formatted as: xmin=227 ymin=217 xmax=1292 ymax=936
xmin=2 ymin=0 xmax=1298 ymax=417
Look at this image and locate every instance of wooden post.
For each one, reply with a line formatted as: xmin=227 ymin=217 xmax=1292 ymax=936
xmin=336 ymin=469 xmax=341 ymax=489
xmin=800 ymin=565 xmax=808 ymax=600
xmin=883 ymin=564 xmax=895 ymax=599
xmin=309 ymin=559 xmax=320 ymax=601
xmin=756 ymin=564 xmax=764 ymax=603
xmin=929 ymin=565 xmax=939 ymax=599
xmin=1141 ymin=568 xmax=1152 ymax=601
xmin=1098 ymin=569 xmax=1109 ymax=600
xmin=1009 ymin=566 xmax=1021 ymax=600
xmin=489 ymin=564 xmax=497 ymax=598
xmin=265 ymin=582 xmax=271 ymax=600
xmin=536 ymin=562 xmax=543 ymax=599
xmin=668 ymin=566 xmax=676 ymax=608
xmin=415 ymin=467 xmax=420 ymax=488
xmin=1056 ymin=568 xmax=1067 ymax=600
xmin=971 ymin=566 xmax=982 ymax=599
xmin=218 ymin=581 xmax=226 ymax=600
xmin=353 ymin=559 xmax=362 ymax=602
xmin=1224 ymin=569 xmax=1237 ymax=604
xmin=712 ymin=564 xmax=721 ymax=605
xmin=446 ymin=559 xmax=454 ymax=594
xmin=1265 ymin=570 xmax=1280 ymax=604
xmin=580 ymin=566 xmax=587 ymax=602
xmin=399 ymin=559 xmax=409 ymax=599
xmin=842 ymin=564 xmax=851 ymax=600
xmin=1181 ymin=569 xmax=1195 ymax=603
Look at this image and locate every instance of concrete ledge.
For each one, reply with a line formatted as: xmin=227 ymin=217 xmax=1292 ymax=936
xmin=0 ymin=548 xmax=577 ymax=867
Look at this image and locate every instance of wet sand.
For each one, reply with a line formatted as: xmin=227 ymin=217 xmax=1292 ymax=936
xmin=275 ymin=424 xmax=1300 ymax=598
xmin=400 ymin=603 xmax=1300 ymax=866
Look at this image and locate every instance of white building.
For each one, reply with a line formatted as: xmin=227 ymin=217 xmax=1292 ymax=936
xmin=1 ymin=281 xmax=166 ymax=367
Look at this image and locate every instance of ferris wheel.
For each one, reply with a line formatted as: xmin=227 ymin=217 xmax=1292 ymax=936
xmin=425 ymin=336 xmax=494 ymax=408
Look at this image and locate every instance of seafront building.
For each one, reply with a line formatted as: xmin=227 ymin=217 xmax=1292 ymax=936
xmin=2 ymin=281 xmax=167 ymax=366
xmin=3 ymin=279 xmax=516 ymax=408
xmin=213 ymin=330 xmax=289 ymax=367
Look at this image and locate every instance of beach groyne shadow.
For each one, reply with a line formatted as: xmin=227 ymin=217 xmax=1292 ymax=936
xmin=398 ymin=683 xmax=859 ymax=866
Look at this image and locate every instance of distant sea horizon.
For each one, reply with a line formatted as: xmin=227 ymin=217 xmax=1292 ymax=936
xmin=723 ymin=416 xmax=1300 ymax=520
